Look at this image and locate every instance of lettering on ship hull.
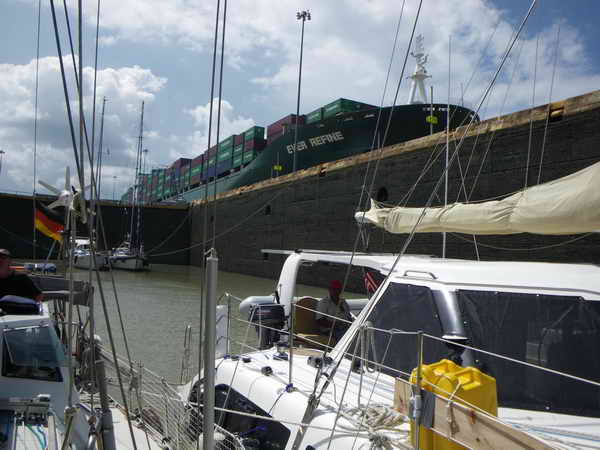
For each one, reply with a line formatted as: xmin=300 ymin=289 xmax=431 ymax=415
xmin=286 ymin=131 xmax=344 ymax=154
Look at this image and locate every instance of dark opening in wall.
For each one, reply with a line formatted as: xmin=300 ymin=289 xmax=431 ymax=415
xmin=376 ymin=187 xmax=389 ymax=202
xmin=265 ymin=205 xmax=272 ymax=216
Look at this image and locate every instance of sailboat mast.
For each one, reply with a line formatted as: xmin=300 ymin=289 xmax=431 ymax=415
xmin=133 ymin=101 xmax=145 ymax=251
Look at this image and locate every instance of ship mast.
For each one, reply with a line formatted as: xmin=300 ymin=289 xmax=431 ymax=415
xmin=407 ymin=34 xmax=431 ymax=104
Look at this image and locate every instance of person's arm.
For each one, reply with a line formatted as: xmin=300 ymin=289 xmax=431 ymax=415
xmin=22 ymin=275 xmax=43 ymax=302
xmin=316 ymin=299 xmax=333 ymax=329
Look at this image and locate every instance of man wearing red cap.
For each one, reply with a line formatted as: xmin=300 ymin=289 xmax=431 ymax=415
xmin=316 ymin=279 xmax=353 ymax=342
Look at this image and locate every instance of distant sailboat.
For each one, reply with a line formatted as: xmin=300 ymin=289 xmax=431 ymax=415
xmin=109 ymin=101 xmax=149 ymax=271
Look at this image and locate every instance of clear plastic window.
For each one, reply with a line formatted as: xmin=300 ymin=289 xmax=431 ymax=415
xmin=2 ymin=326 xmax=65 ymax=382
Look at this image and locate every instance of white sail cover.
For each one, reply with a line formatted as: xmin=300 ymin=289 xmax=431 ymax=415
xmin=356 ymin=161 xmax=600 ymax=235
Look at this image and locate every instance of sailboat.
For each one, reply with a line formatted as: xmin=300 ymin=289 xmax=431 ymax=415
xmin=177 ymin=5 xmax=600 ymax=448
xmin=109 ymin=102 xmax=149 ymax=271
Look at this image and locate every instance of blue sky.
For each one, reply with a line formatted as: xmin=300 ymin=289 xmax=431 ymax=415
xmin=1 ymin=0 xmax=599 ymax=198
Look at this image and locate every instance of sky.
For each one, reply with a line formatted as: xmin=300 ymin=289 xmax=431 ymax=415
xmin=1 ymin=0 xmax=599 ymax=199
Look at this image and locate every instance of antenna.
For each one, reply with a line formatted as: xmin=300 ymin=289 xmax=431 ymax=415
xmin=407 ymin=34 xmax=431 ymax=104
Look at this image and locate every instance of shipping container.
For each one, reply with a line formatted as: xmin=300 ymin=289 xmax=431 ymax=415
xmin=233 ymin=144 xmax=243 ymax=155
xmin=267 ymin=114 xmax=305 ymax=137
xmin=244 ymin=138 xmax=266 ymax=152
xmin=243 ymin=150 xmax=256 ymax=163
xmin=244 ymin=126 xmax=265 ymax=141
xmin=171 ymin=157 xmax=191 ymax=169
xmin=306 ymin=108 xmax=323 ymax=124
xmin=234 ymin=134 xmax=244 ymax=146
xmin=232 ymin=154 xmax=243 ymax=168
xmin=219 ymin=135 xmax=234 ymax=149
xmin=322 ymin=98 xmax=375 ymax=119
xmin=218 ymin=149 xmax=232 ymax=162
xmin=217 ymin=160 xmax=232 ymax=175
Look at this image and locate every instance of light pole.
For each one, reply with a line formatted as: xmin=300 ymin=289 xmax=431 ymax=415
xmin=0 ymin=150 xmax=5 ymax=177
xmin=292 ymin=10 xmax=310 ymax=174
xmin=112 ymin=175 xmax=117 ymax=201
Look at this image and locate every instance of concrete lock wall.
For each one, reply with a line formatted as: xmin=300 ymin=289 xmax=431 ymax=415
xmin=189 ymin=90 xmax=600 ymax=290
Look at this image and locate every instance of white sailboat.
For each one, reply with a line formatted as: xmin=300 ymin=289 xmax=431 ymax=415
xmin=109 ymin=102 xmax=150 ymax=272
xmin=177 ymin=8 xmax=600 ymax=447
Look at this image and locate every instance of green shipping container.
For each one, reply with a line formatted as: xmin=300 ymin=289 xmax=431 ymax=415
xmin=306 ymin=108 xmax=323 ymax=124
xmin=244 ymin=126 xmax=265 ymax=141
xmin=322 ymin=98 xmax=366 ymax=119
xmin=234 ymin=144 xmax=243 ymax=155
xmin=242 ymin=151 xmax=255 ymax=163
xmin=219 ymin=135 xmax=234 ymax=149
xmin=218 ymin=149 xmax=232 ymax=161
xmin=191 ymin=166 xmax=202 ymax=176
xmin=232 ymin=155 xmax=243 ymax=167
xmin=208 ymin=157 xmax=216 ymax=166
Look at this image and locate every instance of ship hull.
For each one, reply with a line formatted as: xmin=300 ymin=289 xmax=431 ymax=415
xmin=182 ymin=104 xmax=475 ymax=201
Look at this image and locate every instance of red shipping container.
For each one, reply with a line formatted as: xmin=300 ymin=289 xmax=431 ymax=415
xmin=267 ymin=114 xmax=305 ymax=137
xmin=245 ymin=139 xmax=267 ymax=151
xmin=234 ymin=134 xmax=244 ymax=146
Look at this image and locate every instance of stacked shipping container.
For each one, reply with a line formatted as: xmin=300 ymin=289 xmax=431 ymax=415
xmin=267 ymin=114 xmax=305 ymax=145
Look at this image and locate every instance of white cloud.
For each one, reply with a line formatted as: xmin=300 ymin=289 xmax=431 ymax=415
xmin=178 ymin=98 xmax=254 ymax=159
xmin=0 ymin=56 xmax=167 ymax=199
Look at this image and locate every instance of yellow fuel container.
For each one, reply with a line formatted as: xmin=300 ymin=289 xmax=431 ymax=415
xmin=409 ymin=359 xmax=498 ymax=450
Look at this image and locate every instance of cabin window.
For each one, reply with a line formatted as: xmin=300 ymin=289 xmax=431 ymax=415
xmin=458 ymin=290 xmax=600 ymax=417
xmin=2 ymin=326 xmax=65 ymax=382
xmin=363 ymin=283 xmax=447 ymax=378
xmin=214 ymin=384 xmax=290 ymax=449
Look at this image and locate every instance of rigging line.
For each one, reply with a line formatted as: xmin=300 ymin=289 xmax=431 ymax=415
xmin=332 ymin=0 xmax=539 ymax=376
xmin=51 ymin=5 xmax=136 ymax=444
xmin=354 ymin=0 xmax=406 ymax=215
xmin=88 ymin=0 xmax=102 ymax=238
xmin=32 ymin=0 xmax=42 ymax=260
xmin=525 ymin=35 xmax=540 ymax=188
xmin=449 ymin=231 xmax=595 ymax=252
xmin=78 ymin=0 xmax=84 ymax=194
xmin=48 ymin=0 xmax=83 ymax=190
xmin=198 ymin=0 xmax=221 ymax=438
xmin=536 ymin=23 xmax=561 ymax=185
xmin=341 ymin=0 xmax=417 ymax=302
xmin=145 ymin=207 xmax=193 ymax=255
xmin=394 ymin=19 xmax=505 ymax=210
xmin=212 ymin=0 xmax=227 ymax=248
xmin=149 ymin=187 xmax=287 ymax=257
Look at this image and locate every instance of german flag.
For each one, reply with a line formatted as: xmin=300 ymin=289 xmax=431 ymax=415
xmin=35 ymin=201 xmax=65 ymax=242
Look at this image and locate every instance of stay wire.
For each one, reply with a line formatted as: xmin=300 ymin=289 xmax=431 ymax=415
xmin=50 ymin=0 xmax=138 ymax=445
xmin=212 ymin=0 xmax=228 ymax=249
xmin=525 ymin=35 xmax=540 ymax=189
xmin=536 ymin=23 xmax=561 ymax=185
xmin=32 ymin=0 xmax=42 ymax=260
xmin=330 ymin=0 xmax=539 ymax=386
xmin=342 ymin=0 xmax=416 ymax=299
xmin=198 ymin=1 xmax=221 ymax=445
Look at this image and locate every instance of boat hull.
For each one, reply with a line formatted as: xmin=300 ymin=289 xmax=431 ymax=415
xmin=73 ymin=253 xmax=110 ymax=270
xmin=109 ymin=255 xmax=149 ymax=271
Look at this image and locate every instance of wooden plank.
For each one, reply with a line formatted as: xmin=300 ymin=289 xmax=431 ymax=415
xmin=394 ymin=378 xmax=553 ymax=450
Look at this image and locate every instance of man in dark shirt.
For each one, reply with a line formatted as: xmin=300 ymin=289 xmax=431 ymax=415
xmin=0 ymin=249 xmax=43 ymax=301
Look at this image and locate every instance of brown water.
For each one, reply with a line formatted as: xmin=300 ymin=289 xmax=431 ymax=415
xmin=76 ymin=264 xmax=332 ymax=382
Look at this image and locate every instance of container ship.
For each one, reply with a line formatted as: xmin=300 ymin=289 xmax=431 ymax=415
xmin=124 ymin=38 xmax=477 ymax=204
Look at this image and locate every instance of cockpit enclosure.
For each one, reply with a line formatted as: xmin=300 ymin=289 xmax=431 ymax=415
xmin=348 ymin=277 xmax=600 ymax=418
xmin=2 ymin=325 xmax=66 ymax=382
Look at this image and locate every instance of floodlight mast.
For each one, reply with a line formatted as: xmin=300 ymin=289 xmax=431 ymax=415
xmin=292 ymin=10 xmax=311 ymax=174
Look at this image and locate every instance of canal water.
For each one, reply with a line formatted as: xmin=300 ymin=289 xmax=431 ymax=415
xmin=77 ymin=264 xmax=332 ymax=383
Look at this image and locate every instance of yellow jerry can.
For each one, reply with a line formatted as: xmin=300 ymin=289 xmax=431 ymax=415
xmin=409 ymin=359 xmax=498 ymax=450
